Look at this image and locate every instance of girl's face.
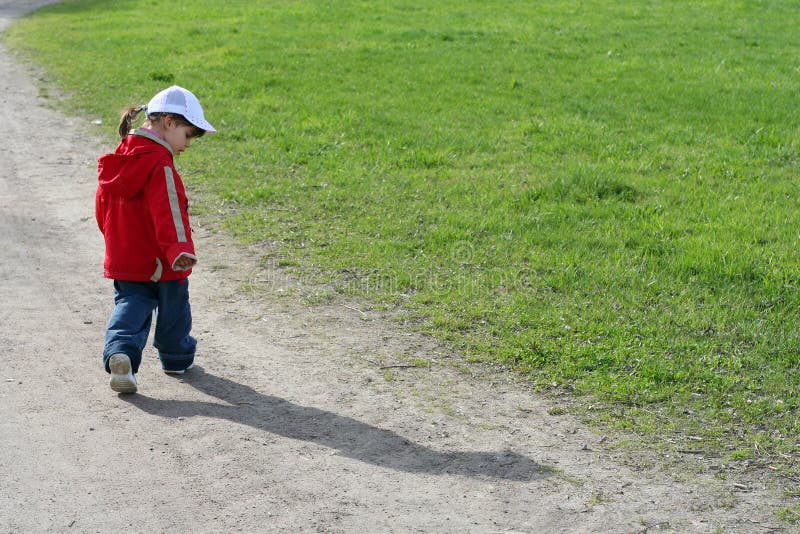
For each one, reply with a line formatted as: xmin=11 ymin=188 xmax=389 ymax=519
xmin=162 ymin=116 xmax=199 ymax=156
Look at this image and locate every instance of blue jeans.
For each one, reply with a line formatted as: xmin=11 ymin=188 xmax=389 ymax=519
xmin=103 ymin=279 xmax=196 ymax=374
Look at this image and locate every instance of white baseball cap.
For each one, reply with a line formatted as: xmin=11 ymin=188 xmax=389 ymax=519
xmin=146 ymin=85 xmax=216 ymax=133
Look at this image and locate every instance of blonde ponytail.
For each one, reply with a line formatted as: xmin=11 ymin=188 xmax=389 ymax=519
xmin=116 ymin=105 xmax=147 ymax=139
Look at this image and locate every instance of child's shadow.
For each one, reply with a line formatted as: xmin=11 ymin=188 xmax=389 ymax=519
xmin=122 ymin=365 xmax=551 ymax=481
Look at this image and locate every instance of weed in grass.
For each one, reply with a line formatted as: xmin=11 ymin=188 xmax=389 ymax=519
xmin=409 ymin=358 xmax=432 ymax=369
xmin=728 ymin=448 xmax=753 ymax=461
xmin=586 ymin=490 xmax=613 ymax=507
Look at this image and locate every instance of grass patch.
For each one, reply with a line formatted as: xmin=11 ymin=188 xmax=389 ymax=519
xmin=6 ymin=0 xmax=800 ymax=475
xmin=778 ymin=504 xmax=800 ymax=524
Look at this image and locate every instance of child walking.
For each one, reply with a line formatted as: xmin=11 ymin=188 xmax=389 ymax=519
xmin=96 ymin=85 xmax=216 ymax=393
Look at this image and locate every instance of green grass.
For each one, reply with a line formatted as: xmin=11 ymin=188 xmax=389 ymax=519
xmin=6 ymin=0 xmax=800 ymax=474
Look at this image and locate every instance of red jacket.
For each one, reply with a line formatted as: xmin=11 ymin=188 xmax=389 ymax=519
xmin=96 ymin=129 xmax=196 ymax=282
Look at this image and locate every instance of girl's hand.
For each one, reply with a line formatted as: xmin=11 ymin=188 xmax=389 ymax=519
xmin=174 ymin=254 xmax=197 ymax=269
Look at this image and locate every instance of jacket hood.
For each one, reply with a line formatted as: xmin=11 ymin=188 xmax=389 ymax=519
xmin=97 ymin=130 xmax=173 ymax=198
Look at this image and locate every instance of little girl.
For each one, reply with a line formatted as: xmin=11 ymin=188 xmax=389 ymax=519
xmin=96 ymin=85 xmax=216 ymax=393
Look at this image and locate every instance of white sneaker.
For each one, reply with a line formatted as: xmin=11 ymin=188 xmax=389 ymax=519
xmin=163 ymin=363 xmax=194 ymax=376
xmin=109 ymin=353 xmax=137 ymax=393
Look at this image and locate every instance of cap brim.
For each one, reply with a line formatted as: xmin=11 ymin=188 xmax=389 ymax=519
xmin=191 ymin=118 xmax=216 ymax=133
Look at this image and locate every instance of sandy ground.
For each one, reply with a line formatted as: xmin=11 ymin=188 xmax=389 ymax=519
xmin=0 ymin=2 xmax=794 ymax=533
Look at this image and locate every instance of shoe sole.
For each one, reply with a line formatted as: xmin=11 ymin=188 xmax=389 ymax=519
xmin=163 ymin=363 xmax=194 ymax=376
xmin=109 ymin=354 xmax=137 ymax=394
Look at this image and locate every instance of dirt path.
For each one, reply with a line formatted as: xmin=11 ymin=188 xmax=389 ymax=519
xmin=0 ymin=3 xmax=792 ymax=533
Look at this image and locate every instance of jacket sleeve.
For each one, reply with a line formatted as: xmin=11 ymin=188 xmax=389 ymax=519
xmin=144 ymin=160 xmax=196 ymax=272
xmin=95 ymin=188 xmax=105 ymax=234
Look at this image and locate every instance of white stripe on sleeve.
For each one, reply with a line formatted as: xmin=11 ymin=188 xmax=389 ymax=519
xmin=163 ymin=166 xmax=187 ymax=243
